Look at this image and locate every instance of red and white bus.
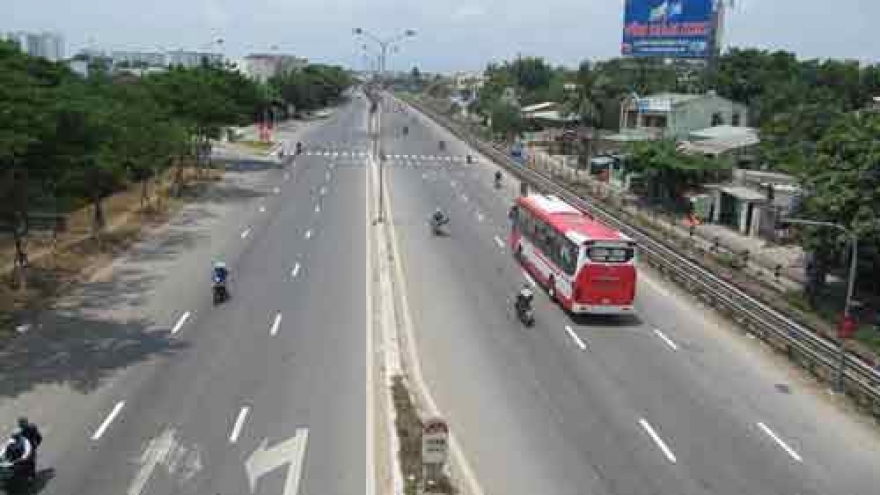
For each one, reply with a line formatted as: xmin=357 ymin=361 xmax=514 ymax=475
xmin=509 ymin=194 xmax=637 ymax=315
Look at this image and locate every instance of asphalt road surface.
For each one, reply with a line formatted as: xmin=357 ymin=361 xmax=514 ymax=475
xmin=380 ymin=94 xmax=880 ymax=495
xmin=0 ymin=97 xmax=372 ymax=495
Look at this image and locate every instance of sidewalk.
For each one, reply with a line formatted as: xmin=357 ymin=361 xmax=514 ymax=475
xmin=525 ymin=147 xmax=806 ymax=293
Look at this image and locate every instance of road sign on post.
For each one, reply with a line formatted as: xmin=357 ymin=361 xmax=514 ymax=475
xmin=422 ymin=417 xmax=449 ymax=486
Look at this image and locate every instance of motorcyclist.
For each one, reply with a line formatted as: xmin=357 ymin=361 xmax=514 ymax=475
xmin=295 ymin=141 xmax=303 ymax=155
xmin=16 ymin=418 xmax=40 ymax=480
xmin=431 ymin=209 xmax=448 ymax=227
xmin=212 ymin=261 xmax=228 ymax=285
xmin=515 ymin=284 xmax=534 ymax=315
xmin=438 ymin=140 xmax=446 ymax=150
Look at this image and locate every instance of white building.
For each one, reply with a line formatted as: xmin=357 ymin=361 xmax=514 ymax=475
xmin=4 ymin=31 xmax=64 ymax=61
xmin=166 ymin=50 xmax=223 ymax=68
xmin=111 ymin=51 xmax=165 ymax=68
xmin=243 ymin=53 xmax=308 ymax=82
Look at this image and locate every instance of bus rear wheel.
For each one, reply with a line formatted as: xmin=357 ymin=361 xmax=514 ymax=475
xmin=548 ymin=277 xmax=557 ymax=302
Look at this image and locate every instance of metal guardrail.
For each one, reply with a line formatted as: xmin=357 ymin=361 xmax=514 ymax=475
xmin=403 ymin=95 xmax=880 ymax=415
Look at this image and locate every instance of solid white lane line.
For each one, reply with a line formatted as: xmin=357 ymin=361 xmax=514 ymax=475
xmin=639 ymin=418 xmax=677 ymax=464
xmin=493 ymin=235 xmax=505 ymax=249
xmin=228 ymin=406 xmax=250 ymax=443
xmin=291 ymin=262 xmax=301 ymax=278
xmin=171 ymin=311 xmax=191 ymax=335
xmin=565 ymin=326 xmax=587 ymax=350
xmin=269 ymin=313 xmax=282 ymax=336
xmin=758 ymin=422 xmax=803 ymax=462
xmin=92 ymin=401 xmax=125 ymax=440
xmin=476 ymin=212 xmax=484 ymax=222
xmin=305 ymin=229 xmax=312 ymax=239
xmin=273 ymin=187 xmax=280 ymax=194
xmin=653 ymin=329 xmax=679 ymax=351
xmin=241 ymin=228 xmax=251 ymax=239
xmin=258 ymin=205 xmax=266 ymax=213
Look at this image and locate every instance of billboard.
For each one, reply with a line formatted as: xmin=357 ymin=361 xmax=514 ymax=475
xmin=622 ymin=0 xmax=718 ymax=59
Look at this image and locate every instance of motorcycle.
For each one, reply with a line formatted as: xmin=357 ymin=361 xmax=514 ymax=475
xmin=0 ymin=439 xmax=33 ymax=492
xmin=515 ymin=292 xmax=535 ymax=327
xmin=429 ymin=215 xmax=449 ymax=236
xmin=295 ymin=142 xmax=303 ymax=155
xmin=212 ymin=279 xmax=229 ymax=305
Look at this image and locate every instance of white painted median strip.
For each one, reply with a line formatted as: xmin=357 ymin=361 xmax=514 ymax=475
xmin=92 ymin=401 xmax=125 ymax=440
xmin=305 ymin=229 xmax=312 ymax=240
xmin=171 ymin=311 xmax=191 ymax=335
xmin=758 ymin=422 xmax=802 ymax=462
xmin=493 ymin=235 xmax=505 ymax=249
xmin=653 ymin=329 xmax=679 ymax=351
xmin=241 ymin=228 xmax=251 ymax=239
xmin=269 ymin=313 xmax=282 ymax=336
xmin=639 ymin=418 xmax=677 ymax=464
xmin=565 ymin=326 xmax=587 ymax=350
xmin=229 ymin=406 xmax=251 ymax=444
xmin=291 ymin=262 xmax=301 ymax=278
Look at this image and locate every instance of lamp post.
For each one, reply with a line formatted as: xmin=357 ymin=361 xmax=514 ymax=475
xmin=782 ymin=217 xmax=858 ymax=393
xmin=353 ymin=28 xmax=416 ymax=222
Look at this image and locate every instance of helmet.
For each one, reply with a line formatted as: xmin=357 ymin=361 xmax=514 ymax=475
xmin=17 ymin=417 xmax=28 ymax=429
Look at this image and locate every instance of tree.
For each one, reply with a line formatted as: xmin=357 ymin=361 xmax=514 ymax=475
xmin=794 ymin=113 xmax=880 ymax=298
xmin=489 ymin=103 xmax=525 ymax=140
xmin=625 ymin=140 xmax=730 ymax=207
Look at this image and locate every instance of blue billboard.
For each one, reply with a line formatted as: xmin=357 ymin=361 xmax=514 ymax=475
xmin=622 ymin=0 xmax=717 ymax=59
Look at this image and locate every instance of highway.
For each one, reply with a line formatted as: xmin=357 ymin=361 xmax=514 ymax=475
xmin=0 ymin=90 xmax=879 ymax=495
xmin=380 ymin=95 xmax=880 ymax=495
xmin=0 ymin=97 xmax=373 ymax=495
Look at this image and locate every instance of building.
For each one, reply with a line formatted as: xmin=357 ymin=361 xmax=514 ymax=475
xmin=678 ymin=125 xmax=760 ymax=165
xmin=243 ymin=53 xmax=308 ymax=82
xmin=4 ymin=31 xmax=64 ymax=61
xmin=704 ymin=169 xmax=801 ymax=239
xmin=617 ymin=91 xmax=748 ymax=141
xmin=521 ymin=101 xmax=578 ymax=126
xmin=452 ymin=71 xmax=485 ymax=100
xmin=166 ymin=50 xmax=223 ymax=68
xmin=111 ymin=51 xmax=166 ymax=68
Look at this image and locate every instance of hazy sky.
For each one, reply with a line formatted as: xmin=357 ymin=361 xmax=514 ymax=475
xmin=4 ymin=0 xmax=878 ymax=71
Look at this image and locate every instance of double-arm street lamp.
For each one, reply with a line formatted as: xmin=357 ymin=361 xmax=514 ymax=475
xmin=353 ymin=28 xmax=416 ymax=83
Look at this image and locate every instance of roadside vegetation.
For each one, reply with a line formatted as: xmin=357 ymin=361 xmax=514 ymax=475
xmin=0 ymin=41 xmax=353 ymax=335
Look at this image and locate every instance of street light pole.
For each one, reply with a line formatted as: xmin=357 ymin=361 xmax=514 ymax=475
xmin=783 ymin=217 xmax=858 ymax=393
xmin=353 ymin=28 xmax=416 ymax=223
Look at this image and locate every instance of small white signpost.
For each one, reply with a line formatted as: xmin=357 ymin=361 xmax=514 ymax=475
xmin=421 ymin=417 xmax=449 ymax=490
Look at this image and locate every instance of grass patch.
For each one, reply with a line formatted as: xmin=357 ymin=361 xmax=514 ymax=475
xmin=238 ymin=140 xmax=276 ymax=153
xmin=391 ymin=376 xmax=455 ymax=495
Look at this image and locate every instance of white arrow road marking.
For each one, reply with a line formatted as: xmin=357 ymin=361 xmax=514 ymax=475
xmin=270 ymin=313 xmax=283 ymax=336
xmin=758 ymin=422 xmax=802 ymax=462
xmin=259 ymin=205 xmax=266 ymax=213
xmin=127 ymin=428 xmax=202 ymax=495
xmin=565 ymin=326 xmax=587 ymax=350
xmin=246 ymin=429 xmax=309 ymax=495
xmin=291 ymin=262 xmax=301 ymax=278
xmin=639 ymin=418 xmax=677 ymax=464
xmin=241 ymin=228 xmax=251 ymax=239
xmin=171 ymin=311 xmax=191 ymax=335
xmin=305 ymin=230 xmax=312 ymax=240
xmin=229 ymin=406 xmax=251 ymax=443
xmin=92 ymin=401 xmax=125 ymax=440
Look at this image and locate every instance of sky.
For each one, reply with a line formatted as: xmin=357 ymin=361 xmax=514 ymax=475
xmin=3 ymin=0 xmax=879 ymax=72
